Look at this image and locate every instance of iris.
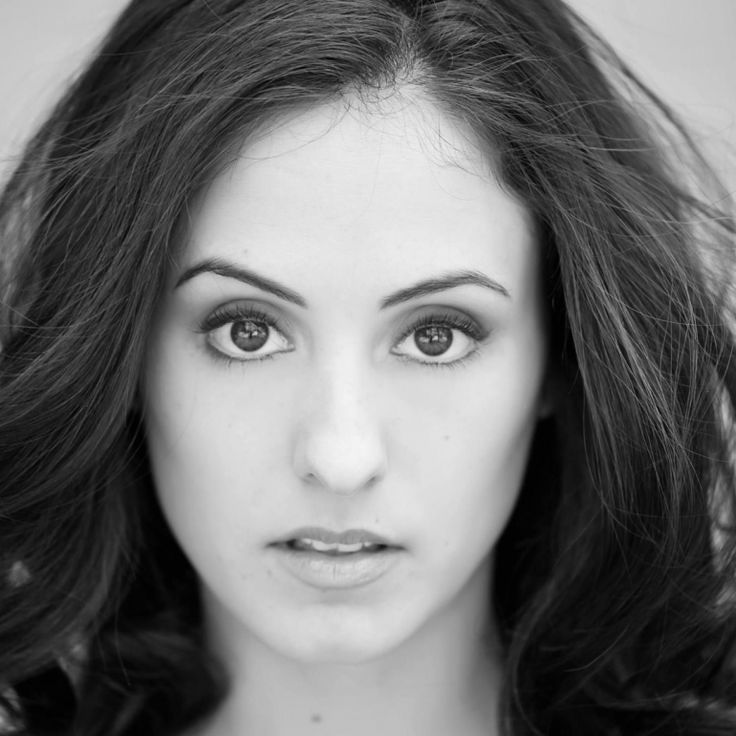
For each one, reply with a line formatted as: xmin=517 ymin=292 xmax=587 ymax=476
xmin=415 ymin=325 xmax=453 ymax=356
xmin=231 ymin=320 xmax=269 ymax=352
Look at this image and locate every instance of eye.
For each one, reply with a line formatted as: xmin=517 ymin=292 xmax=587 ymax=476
xmin=200 ymin=304 xmax=293 ymax=362
xmin=392 ymin=311 xmax=487 ymax=367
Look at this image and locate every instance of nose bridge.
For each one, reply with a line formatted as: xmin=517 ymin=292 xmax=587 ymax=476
xmin=292 ymin=350 xmax=387 ymax=495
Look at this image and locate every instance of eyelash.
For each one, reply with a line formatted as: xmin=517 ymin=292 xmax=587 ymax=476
xmin=198 ymin=304 xmax=487 ymax=368
xmin=198 ymin=304 xmax=286 ymax=364
xmin=393 ymin=311 xmax=487 ymax=370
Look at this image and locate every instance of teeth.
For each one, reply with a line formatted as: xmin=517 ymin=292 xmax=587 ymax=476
xmin=291 ymin=538 xmax=382 ymax=554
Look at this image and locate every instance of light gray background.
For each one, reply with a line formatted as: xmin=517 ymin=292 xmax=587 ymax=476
xmin=0 ymin=0 xmax=734 ymax=191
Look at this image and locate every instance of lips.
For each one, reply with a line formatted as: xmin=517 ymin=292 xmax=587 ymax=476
xmin=271 ymin=526 xmax=399 ymax=553
xmin=270 ymin=527 xmax=404 ymax=589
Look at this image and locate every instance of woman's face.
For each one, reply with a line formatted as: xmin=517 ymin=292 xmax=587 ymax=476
xmin=143 ymin=94 xmax=548 ymax=664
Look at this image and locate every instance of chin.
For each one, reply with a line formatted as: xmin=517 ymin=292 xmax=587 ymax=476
xmin=259 ymin=605 xmax=419 ymax=665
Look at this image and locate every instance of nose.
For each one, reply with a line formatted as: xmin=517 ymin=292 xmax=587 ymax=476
xmin=292 ymin=360 xmax=387 ymax=496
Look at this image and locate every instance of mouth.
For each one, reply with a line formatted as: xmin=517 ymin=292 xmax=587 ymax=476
xmin=279 ymin=538 xmax=390 ymax=555
xmin=270 ymin=526 xmax=400 ymax=555
xmin=269 ymin=527 xmax=403 ymax=589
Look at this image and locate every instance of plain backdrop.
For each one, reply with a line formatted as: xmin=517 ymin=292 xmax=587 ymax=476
xmin=0 ymin=0 xmax=734 ymax=192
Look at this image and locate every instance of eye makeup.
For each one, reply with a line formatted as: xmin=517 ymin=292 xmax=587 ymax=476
xmin=196 ymin=302 xmax=294 ymax=364
xmin=198 ymin=302 xmax=287 ymax=336
xmin=391 ymin=309 xmax=490 ymax=370
xmin=195 ymin=300 xmax=491 ymax=369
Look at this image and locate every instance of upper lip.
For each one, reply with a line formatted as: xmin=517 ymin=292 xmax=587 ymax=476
xmin=273 ymin=527 xmax=396 ymax=547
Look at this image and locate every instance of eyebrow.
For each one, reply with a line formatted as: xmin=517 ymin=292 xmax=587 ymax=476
xmin=175 ymin=257 xmax=510 ymax=308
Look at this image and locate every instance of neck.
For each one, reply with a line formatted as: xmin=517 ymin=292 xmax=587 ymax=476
xmin=195 ymin=562 xmax=502 ymax=736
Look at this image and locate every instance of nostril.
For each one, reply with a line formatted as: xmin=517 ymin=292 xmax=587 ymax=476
xmin=292 ymin=418 xmax=388 ymax=494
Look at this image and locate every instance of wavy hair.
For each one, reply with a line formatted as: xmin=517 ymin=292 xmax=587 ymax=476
xmin=1 ymin=0 xmax=735 ymax=733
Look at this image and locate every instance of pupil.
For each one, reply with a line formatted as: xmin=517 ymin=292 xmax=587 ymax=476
xmin=231 ymin=320 xmax=269 ymax=352
xmin=415 ymin=325 xmax=452 ymax=356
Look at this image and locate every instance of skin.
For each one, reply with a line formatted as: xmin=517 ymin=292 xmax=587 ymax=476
xmin=143 ymin=90 xmax=549 ymax=736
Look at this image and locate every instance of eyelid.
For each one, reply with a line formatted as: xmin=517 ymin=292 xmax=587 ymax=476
xmin=389 ymin=307 xmax=490 ymax=369
xmin=197 ymin=301 xmax=295 ymax=364
xmin=196 ymin=301 xmax=490 ymax=367
xmin=197 ymin=300 xmax=291 ymax=337
xmin=394 ymin=308 xmax=488 ymax=344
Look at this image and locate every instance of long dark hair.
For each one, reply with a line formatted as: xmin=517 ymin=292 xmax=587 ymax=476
xmin=1 ymin=1 xmax=735 ymax=733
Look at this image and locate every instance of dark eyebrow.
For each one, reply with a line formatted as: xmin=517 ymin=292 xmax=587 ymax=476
xmin=175 ymin=258 xmax=510 ymax=308
xmin=379 ymin=270 xmax=510 ymax=308
xmin=175 ymin=258 xmax=307 ymax=307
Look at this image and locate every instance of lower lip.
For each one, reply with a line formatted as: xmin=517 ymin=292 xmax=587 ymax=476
xmin=270 ymin=545 xmax=402 ymax=589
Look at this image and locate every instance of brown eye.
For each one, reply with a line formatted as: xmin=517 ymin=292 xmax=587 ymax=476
xmin=231 ymin=320 xmax=269 ymax=352
xmin=415 ymin=325 xmax=453 ymax=356
xmin=391 ymin=311 xmax=486 ymax=367
xmin=204 ymin=306 xmax=293 ymax=362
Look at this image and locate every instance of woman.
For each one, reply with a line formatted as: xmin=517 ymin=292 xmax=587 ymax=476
xmin=1 ymin=0 xmax=735 ymax=734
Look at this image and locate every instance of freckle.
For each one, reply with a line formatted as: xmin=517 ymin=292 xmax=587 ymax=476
xmin=311 ymin=713 xmax=322 ymax=724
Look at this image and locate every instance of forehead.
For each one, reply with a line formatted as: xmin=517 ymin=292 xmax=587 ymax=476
xmin=183 ymin=91 xmax=537 ymax=302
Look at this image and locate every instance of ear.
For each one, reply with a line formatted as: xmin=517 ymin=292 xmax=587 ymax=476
xmin=537 ymin=364 xmax=562 ymax=419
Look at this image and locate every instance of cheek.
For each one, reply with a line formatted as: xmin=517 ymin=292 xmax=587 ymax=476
xmin=433 ymin=396 xmax=536 ymax=539
xmin=141 ymin=333 xmax=293 ymax=562
xmin=393 ymin=344 xmax=545 ymax=558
